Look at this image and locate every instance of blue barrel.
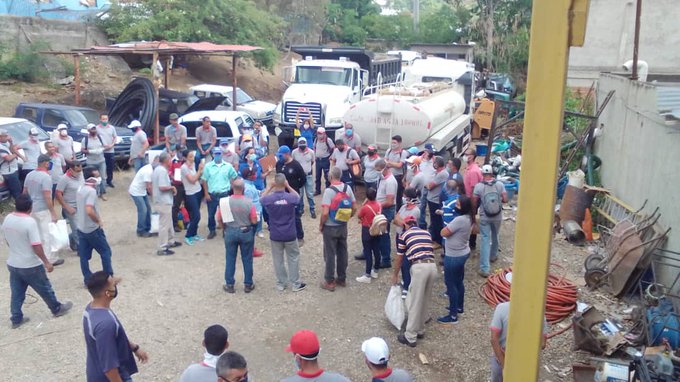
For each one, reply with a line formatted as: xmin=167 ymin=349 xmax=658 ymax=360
xmin=476 ymin=144 xmax=488 ymax=156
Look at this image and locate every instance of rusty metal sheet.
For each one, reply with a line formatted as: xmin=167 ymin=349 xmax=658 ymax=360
xmin=607 ymin=221 xmax=644 ymax=295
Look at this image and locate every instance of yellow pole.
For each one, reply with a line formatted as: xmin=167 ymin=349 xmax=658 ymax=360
xmin=503 ymin=0 xmax=589 ymax=381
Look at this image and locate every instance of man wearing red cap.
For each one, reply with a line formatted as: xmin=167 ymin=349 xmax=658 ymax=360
xmin=283 ymin=330 xmax=350 ymax=382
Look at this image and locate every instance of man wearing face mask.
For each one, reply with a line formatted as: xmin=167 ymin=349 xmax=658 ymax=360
xmin=24 ymin=154 xmax=62 ymax=266
xmin=45 ymin=141 xmax=66 ymax=196
xmin=76 ymin=167 xmax=114 ymax=283
xmin=128 ymin=156 xmax=158 ymax=238
xmin=329 ymin=138 xmax=360 ymax=187
xmin=195 ymin=116 xmax=217 ymax=165
xmin=375 ymin=159 xmax=398 ymax=269
xmin=54 ymin=124 xmax=75 ymax=165
xmin=56 ymin=160 xmax=85 ymax=251
xmin=0 ymin=128 xmax=24 ymax=200
xmin=180 ymin=324 xmax=230 ymax=382
xmin=291 ymin=137 xmax=316 ymax=218
xmin=219 ymin=139 xmax=241 ymax=170
xmin=283 ymin=329 xmax=351 ymax=382
xmin=251 ymin=121 xmax=269 ymax=153
xmin=385 ymin=135 xmax=409 ymax=211
xmin=313 ymin=127 xmax=335 ymax=196
xmin=425 ymin=156 xmax=449 ymax=248
xmin=95 ymin=113 xmax=117 ymax=188
xmin=362 ymin=145 xmax=381 ymax=191
xmin=84 ymin=271 xmax=149 ymax=382
xmin=18 ymin=127 xmax=41 ymax=182
xmin=201 ymin=147 xmax=239 ymax=240
xmin=82 ymin=123 xmax=108 ymax=200
xmin=338 ymin=122 xmax=362 ymax=155
xmin=463 ymin=148 xmax=483 ymax=250
xmin=169 ymin=145 xmax=187 ymax=233
xmin=276 ymin=146 xmax=307 ymax=245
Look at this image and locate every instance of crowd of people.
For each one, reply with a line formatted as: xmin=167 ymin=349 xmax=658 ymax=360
xmin=0 ymin=112 xmax=533 ymax=381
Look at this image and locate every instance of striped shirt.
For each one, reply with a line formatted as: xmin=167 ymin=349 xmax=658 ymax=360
xmin=396 ymin=227 xmax=435 ymax=262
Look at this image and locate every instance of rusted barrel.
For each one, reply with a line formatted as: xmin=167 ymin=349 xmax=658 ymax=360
xmin=559 ymin=185 xmax=594 ymax=226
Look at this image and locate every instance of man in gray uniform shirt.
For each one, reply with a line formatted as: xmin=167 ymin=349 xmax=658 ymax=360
xmin=282 ymin=329 xmax=350 ymax=382
xmin=361 ymin=337 xmax=413 ymax=382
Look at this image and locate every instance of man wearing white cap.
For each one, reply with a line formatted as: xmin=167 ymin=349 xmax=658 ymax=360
xmin=292 ymin=137 xmax=316 ymax=218
xmin=82 ymin=123 xmax=107 ymax=199
xmin=361 ymin=337 xmax=413 ymax=382
xmin=127 ymin=120 xmax=148 ymax=173
xmin=18 ymin=127 xmax=42 ymax=182
xmin=473 ymin=164 xmax=507 ymax=278
xmin=53 ymin=123 xmax=75 ymax=165
xmin=313 ymin=127 xmax=334 ymax=196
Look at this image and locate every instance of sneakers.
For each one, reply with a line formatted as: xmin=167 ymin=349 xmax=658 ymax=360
xmin=397 ymin=334 xmax=416 ymax=348
xmin=292 ymin=283 xmax=307 ymax=292
xmin=354 ymin=254 xmax=366 ymax=260
xmin=320 ymin=281 xmax=336 ymax=292
xmin=401 ymin=290 xmax=408 ymax=299
xmin=52 ymin=259 xmax=65 ymax=266
xmin=53 ymin=301 xmax=73 ymax=317
xmin=490 ymin=256 xmax=498 ymax=263
xmin=157 ymin=248 xmax=175 ymax=256
xmin=335 ymin=279 xmax=347 ymax=287
xmin=168 ymin=241 xmax=182 ymax=248
xmin=310 ymin=210 xmax=317 ymax=219
xmin=107 ymin=182 xmax=115 ymax=188
xmin=11 ymin=316 xmax=30 ymax=329
xmin=184 ymin=237 xmax=194 ymax=246
xmin=478 ymin=270 xmax=490 ymax=278
xmin=223 ymin=284 xmax=235 ymax=294
xmin=276 ymin=284 xmax=286 ymax=292
xmin=253 ymin=248 xmax=264 ymax=258
xmin=370 ymin=269 xmax=379 ymax=279
xmin=457 ymin=308 xmax=464 ymax=315
xmin=207 ymin=231 xmax=217 ymax=240
xmin=174 ymin=226 xmax=182 ymax=233
xmin=137 ymin=231 xmax=151 ymax=238
xmin=99 ymin=194 xmax=108 ymax=201
xmin=314 ymin=191 xmax=321 ymax=196
xmin=244 ymin=284 xmax=256 ymax=293
xmin=356 ymin=275 xmax=372 ymax=284
xmin=257 ymin=232 xmax=265 ymax=238
xmin=437 ymin=315 xmax=459 ymax=325
xmin=194 ymin=235 xmax=205 ymax=242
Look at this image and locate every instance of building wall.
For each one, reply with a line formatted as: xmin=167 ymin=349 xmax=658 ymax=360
xmin=0 ymin=0 xmax=110 ymax=21
xmin=568 ymin=0 xmax=680 ymax=87
xmin=594 ymin=73 xmax=679 ymax=288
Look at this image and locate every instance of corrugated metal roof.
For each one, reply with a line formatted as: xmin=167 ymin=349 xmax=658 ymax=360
xmin=657 ymin=86 xmax=680 ymax=122
xmin=72 ymin=41 xmax=262 ymax=55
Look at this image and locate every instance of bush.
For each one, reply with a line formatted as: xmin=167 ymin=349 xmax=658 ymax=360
xmin=0 ymin=42 xmax=49 ymax=82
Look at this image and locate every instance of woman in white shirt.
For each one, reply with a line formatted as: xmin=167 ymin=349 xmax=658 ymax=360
xmin=181 ymin=150 xmax=204 ymax=245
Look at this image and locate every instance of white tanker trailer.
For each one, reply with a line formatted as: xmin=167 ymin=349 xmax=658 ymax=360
xmin=342 ymin=82 xmax=471 ymax=157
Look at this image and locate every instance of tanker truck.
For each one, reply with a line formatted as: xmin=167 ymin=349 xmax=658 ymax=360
xmin=342 ymin=82 xmax=471 ymax=158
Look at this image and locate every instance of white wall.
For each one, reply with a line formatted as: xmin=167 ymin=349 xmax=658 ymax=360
xmin=568 ymin=0 xmax=680 ymax=87
xmin=594 ymin=73 xmax=679 ymax=289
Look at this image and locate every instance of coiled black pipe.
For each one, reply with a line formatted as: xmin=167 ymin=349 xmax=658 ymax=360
xmin=108 ymin=77 xmax=158 ymax=136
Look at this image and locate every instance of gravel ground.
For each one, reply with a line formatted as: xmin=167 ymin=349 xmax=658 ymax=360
xmin=0 ymin=168 xmax=589 ymax=381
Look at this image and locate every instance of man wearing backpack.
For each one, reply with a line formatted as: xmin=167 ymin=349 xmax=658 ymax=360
xmin=473 ymin=165 xmax=507 ymax=278
xmin=82 ymin=123 xmax=107 ymax=200
xmin=319 ymin=167 xmax=356 ymax=291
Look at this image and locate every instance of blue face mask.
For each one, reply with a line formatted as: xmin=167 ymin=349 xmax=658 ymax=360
xmin=213 ymin=154 xmax=222 ymax=163
xmin=345 ymin=129 xmax=353 ymax=137
xmin=248 ymin=154 xmax=257 ymax=162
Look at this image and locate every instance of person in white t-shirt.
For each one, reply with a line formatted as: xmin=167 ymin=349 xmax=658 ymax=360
xmin=128 ymin=155 xmax=158 ymax=238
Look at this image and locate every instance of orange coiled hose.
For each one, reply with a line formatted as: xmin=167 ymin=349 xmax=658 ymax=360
xmin=478 ymin=266 xmax=578 ymax=325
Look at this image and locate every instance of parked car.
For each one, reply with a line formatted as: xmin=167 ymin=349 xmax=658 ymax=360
xmin=0 ymin=117 xmax=84 ymax=200
xmin=190 ymin=84 xmax=276 ymax=127
xmin=14 ymin=103 xmax=133 ymax=162
xmin=157 ymin=89 xmax=225 ymax=127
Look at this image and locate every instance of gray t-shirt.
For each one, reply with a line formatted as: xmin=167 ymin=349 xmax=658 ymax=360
xmin=444 ymin=215 xmax=472 ymax=257
xmin=82 ymin=134 xmax=105 ymax=164
xmin=292 ymin=148 xmax=315 ymax=174
xmin=96 ymin=125 xmax=117 ymax=153
xmin=377 ymin=174 xmax=398 ymax=205
xmin=0 ymin=142 xmax=19 ymax=174
xmin=473 ymin=180 xmax=506 ymax=222
xmin=426 ymin=169 xmax=450 ymax=203
xmin=330 ymin=148 xmax=359 ymax=171
xmin=129 ymin=130 xmax=148 ymax=159
xmin=363 ymin=155 xmax=381 ymax=183
xmin=314 ymin=136 xmax=335 ymax=158
xmin=76 ymin=185 xmax=100 ymax=234
xmin=386 ymin=148 xmax=409 ymax=177
xmin=179 ymin=363 xmax=216 ymax=382
xmin=2 ymin=212 xmax=43 ymax=269
xmin=322 ymin=182 xmax=356 ymax=227
xmin=54 ymin=136 xmax=75 ymax=161
xmin=24 ymin=169 xmax=52 ymax=212
xmin=195 ymin=126 xmax=217 ymax=145
xmin=181 ymin=163 xmax=201 ymax=195
xmin=378 ymin=368 xmax=413 ymax=382
xmin=56 ymin=172 xmax=83 ymax=208
xmin=152 ymin=166 xmax=173 ymax=205
xmin=396 ymin=205 xmax=420 ymax=234
xmin=49 ymin=153 xmax=66 ymax=185
xmin=19 ymin=140 xmax=41 ymax=170
xmin=281 ymin=370 xmax=350 ymax=382
xmin=491 ymin=302 xmax=548 ymax=349
xmin=165 ymin=124 xmax=188 ymax=145
xmin=409 ymin=171 xmax=427 ymax=192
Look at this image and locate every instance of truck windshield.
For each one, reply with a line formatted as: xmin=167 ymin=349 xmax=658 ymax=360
xmin=295 ymin=66 xmax=352 ymax=87
xmin=235 ymin=88 xmax=253 ymax=104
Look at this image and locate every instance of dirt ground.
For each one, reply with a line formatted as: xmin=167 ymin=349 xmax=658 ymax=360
xmin=0 ymin=160 xmax=604 ymax=381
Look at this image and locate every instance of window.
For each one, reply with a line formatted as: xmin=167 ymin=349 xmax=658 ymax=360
xmin=212 ymin=122 xmax=233 ymax=138
xmin=235 ymin=117 xmax=245 ymax=131
xmin=42 ymin=109 xmax=65 ymax=129
xmin=159 ymin=99 xmax=174 ymax=113
xmin=21 ymin=107 xmax=37 ymax=122
xmin=194 ymin=91 xmax=207 ymax=98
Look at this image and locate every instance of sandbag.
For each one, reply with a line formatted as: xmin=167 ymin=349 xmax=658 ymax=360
xmin=385 ymin=285 xmax=406 ymax=330
xmin=48 ymin=220 xmax=69 ymax=253
xmin=150 ymin=213 xmax=160 ymax=234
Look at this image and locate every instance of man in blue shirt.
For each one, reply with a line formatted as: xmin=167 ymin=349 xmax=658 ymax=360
xmin=201 ymin=148 xmax=238 ymax=239
xmin=83 ymin=271 xmax=148 ymax=381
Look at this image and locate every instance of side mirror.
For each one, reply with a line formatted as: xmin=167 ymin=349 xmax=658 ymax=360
xmin=282 ymin=66 xmax=293 ymax=87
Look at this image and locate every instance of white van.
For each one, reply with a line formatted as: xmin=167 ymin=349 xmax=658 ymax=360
xmin=190 ymin=84 xmax=276 ymax=126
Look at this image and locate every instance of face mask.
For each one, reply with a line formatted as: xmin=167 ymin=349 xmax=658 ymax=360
xmin=214 ymin=155 xmax=222 ymax=163
xmin=60 ymin=130 xmax=68 ymax=137
xmin=94 ymin=177 xmax=102 ymax=186
xmin=367 ymin=150 xmax=376 ymax=156
xmin=391 ymin=143 xmax=398 ymax=150
xmin=345 ymin=129 xmax=353 ymax=137
xmin=299 ymin=145 xmax=307 ymax=151
xmin=248 ymin=154 xmax=257 ymax=162
xmin=303 ymin=124 xmax=310 ymax=129
xmin=108 ymin=285 xmax=118 ymax=299
xmin=101 ymin=121 xmax=108 ymax=126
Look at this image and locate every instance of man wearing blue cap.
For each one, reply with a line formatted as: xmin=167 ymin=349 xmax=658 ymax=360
xmin=201 ymin=147 xmax=238 ymax=239
xmin=218 ymin=138 xmax=240 ymax=170
xmin=275 ymin=145 xmax=307 ymax=245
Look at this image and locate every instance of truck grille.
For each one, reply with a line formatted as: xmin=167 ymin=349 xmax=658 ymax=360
xmin=283 ymin=102 xmax=323 ymax=125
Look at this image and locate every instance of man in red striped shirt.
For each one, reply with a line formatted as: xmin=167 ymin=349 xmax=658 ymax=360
xmin=391 ymin=215 xmax=437 ymax=347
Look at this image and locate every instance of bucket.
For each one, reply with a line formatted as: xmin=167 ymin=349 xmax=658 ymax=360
xmin=504 ymin=179 xmax=519 ymax=200
xmin=476 ymin=144 xmax=488 ymax=156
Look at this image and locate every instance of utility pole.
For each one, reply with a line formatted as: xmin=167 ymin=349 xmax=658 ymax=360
xmin=631 ymin=0 xmax=642 ymax=80
xmin=486 ymin=0 xmax=495 ymax=71
xmin=413 ymin=0 xmax=420 ymax=34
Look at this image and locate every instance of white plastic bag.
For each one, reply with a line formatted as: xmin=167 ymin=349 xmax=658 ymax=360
xmin=384 ymin=285 xmax=406 ymax=330
xmin=150 ymin=213 xmax=160 ymax=234
xmin=48 ymin=220 xmax=69 ymax=253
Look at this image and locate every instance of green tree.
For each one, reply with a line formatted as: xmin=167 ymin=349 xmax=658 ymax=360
xmin=322 ymin=0 xmax=380 ymax=44
xmin=417 ymin=3 xmax=468 ymax=44
xmin=98 ymin=0 xmax=286 ymax=69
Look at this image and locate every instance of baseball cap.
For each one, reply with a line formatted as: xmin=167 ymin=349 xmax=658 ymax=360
xmin=0 ymin=128 xmax=8 ymax=135
xmin=277 ymin=145 xmax=291 ymax=155
xmin=87 ymin=123 xmax=97 ymax=130
xmin=37 ymin=153 xmax=51 ymax=164
xmin=169 ymin=113 xmax=179 ymax=120
xmin=407 ymin=147 xmax=419 ymax=155
xmin=57 ymin=123 xmax=68 ymax=131
xmin=285 ymin=330 xmax=320 ymax=359
xmin=298 ymin=137 xmax=307 ymax=144
xmin=367 ymin=145 xmax=376 ymax=151
xmin=219 ymin=138 xmax=231 ymax=145
xmin=424 ymin=143 xmax=436 ymax=152
xmin=29 ymin=127 xmax=40 ymax=136
xmin=482 ymin=164 xmax=494 ymax=175
xmin=212 ymin=147 xmax=222 ymax=155
xmin=242 ymin=134 xmax=253 ymax=142
xmin=127 ymin=120 xmax=142 ymax=129
xmin=317 ymin=127 xmax=326 ymax=134
xmin=361 ymin=337 xmax=390 ymax=365
xmin=406 ymin=156 xmax=421 ymax=165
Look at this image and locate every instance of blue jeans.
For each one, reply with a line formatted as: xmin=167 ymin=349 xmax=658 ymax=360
xmin=3 ymin=171 xmax=22 ymax=199
xmin=104 ymin=152 xmax=115 ymax=184
xmin=341 ymin=170 xmax=352 ymax=188
xmin=428 ymin=200 xmax=443 ymax=245
xmin=293 ymin=196 xmax=304 ymax=240
xmin=195 ymin=143 xmax=212 ymax=169
xmin=379 ymin=205 xmax=396 ymax=266
xmin=224 ymin=226 xmax=254 ymax=286
xmin=185 ymin=192 xmax=201 ymax=238
xmin=315 ymin=157 xmax=330 ymax=193
xmin=8 ymin=264 xmax=62 ymax=324
xmin=132 ymin=157 xmax=146 ymax=173
xmin=78 ymin=228 xmax=113 ymax=283
xmin=361 ymin=226 xmax=381 ymax=274
xmin=398 ymin=233 xmax=412 ymax=289
xmin=130 ymin=194 xmax=151 ymax=234
xmin=444 ymin=254 xmax=469 ymax=316
xmin=480 ymin=220 xmax=501 ymax=273
xmin=298 ymin=174 xmax=315 ymax=213
xmin=207 ymin=192 xmax=229 ymax=233
xmin=418 ymin=190 xmax=428 ymax=229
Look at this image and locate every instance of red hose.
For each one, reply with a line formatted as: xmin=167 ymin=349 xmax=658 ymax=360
xmin=478 ymin=266 xmax=578 ymax=325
